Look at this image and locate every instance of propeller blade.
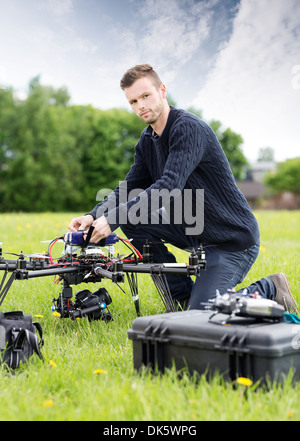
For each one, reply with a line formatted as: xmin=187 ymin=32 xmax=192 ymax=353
xmin=3 ymin=252 xmax=49 ymax=259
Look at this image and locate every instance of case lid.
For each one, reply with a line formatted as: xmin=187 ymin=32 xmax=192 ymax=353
xmin=128 ymin=310 xmax=300 ymax=358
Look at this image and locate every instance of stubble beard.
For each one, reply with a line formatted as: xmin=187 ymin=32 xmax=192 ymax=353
xmin=140 ymin=99 xmax=164 ymax=126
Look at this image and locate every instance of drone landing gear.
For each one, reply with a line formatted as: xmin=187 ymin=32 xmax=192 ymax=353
xmin=126 ymin=272 xmax=141 ymax=317
xmin=126 ymin=270 xmax=176 ymax=316
xmin=150 ymin=273 xmax=176 ymax=313
xmin=0 ymin=271 xmax=16 ymax=307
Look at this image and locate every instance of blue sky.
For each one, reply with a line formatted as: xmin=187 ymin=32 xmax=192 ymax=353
xmin=0 ymin=0 xmax=299 ymax=162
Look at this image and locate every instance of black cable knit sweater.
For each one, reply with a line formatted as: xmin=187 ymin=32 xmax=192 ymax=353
xmin=89 ymin=107 xmax=260 ymax=251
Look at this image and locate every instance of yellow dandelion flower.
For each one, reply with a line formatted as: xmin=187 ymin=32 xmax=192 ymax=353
xmin=260 ymin=245 xmax=266 ymax=252
xmin=52 ymin=311 xmax=61 ymax=317
xmin=236 ymin=377 xmax=253 ymax=386
xmin=48 ymin=360 xmax=57 ymax=368
xmin=93 ymin=368 xmax=108 ymax=375
xmin=43 ymin=400 xmax=53 ymax=408
xmin=34 ymin=314 xmax=44 ymax=318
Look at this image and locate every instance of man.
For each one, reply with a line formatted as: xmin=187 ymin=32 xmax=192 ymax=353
xmin=68 ymin=64 xmax=297 ymax=312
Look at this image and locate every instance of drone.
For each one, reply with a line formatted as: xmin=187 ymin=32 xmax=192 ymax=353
xmin=0 ymin=227 xmax=206 ymax=323
xmin=205 ymin=288 xmax=285 ymax=323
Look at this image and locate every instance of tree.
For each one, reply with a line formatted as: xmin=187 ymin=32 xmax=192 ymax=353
xmin=77 ymin=107 xmax=145 ymax=208
xmin=264 ymin=157 xmax=300 ymax=194
xmin=188 ymin=107 xmax=248 ymax=179
xmin=257 ymin=147 xmax=275 ymax=162
xmin=0 ymin=80 xmax=145 ymax=212
xmin=209 ymin=120 xmax=248 ymax=180
xmin=0 ymin=78 xmax=82 ymax=211
xmin=0 ymin=87 xmax=16 ymax=176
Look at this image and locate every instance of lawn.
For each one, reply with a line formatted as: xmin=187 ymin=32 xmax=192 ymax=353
xmin=0 ymin=211 xmax=299 ymax=421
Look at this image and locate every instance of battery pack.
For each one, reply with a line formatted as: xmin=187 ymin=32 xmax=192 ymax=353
xmin=127 ymin=310 xmax=300 ymax=384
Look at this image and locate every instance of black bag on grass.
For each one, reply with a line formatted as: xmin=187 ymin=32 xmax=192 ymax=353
xmin=0 ymin=311 xmax=44 ymax=369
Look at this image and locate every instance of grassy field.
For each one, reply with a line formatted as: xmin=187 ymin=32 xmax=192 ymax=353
xmin=0 ymin=211 xmax=299 ymax=421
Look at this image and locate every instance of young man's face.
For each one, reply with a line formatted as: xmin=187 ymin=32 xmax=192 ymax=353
xmin=124 ymin=76 xmax=167 ymax=126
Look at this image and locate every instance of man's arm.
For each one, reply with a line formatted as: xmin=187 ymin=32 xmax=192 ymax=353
xmin=105 ymin=117 xmax=205 ymax=227
xmin=68 ymin=136 xmax=152 ymax=240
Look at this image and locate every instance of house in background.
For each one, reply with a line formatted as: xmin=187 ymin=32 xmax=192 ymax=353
xmin=236 ymin=161 xmax=276 ymax=208
xmin=237 ymin=160 xmax=300 ymax=209
xmin=248 ymin=161 xmax=277 ymax=183
xmin=237 ymin=180 xmax=267 ymax=208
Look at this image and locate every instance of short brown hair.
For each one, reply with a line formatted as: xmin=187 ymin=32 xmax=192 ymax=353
xmin=120 ymin=64 xmax=162 ymax=90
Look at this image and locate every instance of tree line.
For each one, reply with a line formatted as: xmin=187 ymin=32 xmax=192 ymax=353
xmin=0 ymin=77 xmax=250 ymax=213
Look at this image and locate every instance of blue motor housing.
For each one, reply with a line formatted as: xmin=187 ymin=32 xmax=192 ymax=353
xmin=64 ymin=231 xmax=118 ymax=247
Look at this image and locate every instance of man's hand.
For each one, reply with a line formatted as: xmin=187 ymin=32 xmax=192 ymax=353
xmin=68 ymin=214 xmax=94 ymax=232
xmin=67 ymin=214 xmax=112 ymax=243
xmin=89 ymin=216 xmax=112 ymax=243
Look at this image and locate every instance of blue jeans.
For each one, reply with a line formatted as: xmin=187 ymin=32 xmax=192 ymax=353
xmin=120 ymin=221 xmax=276 ymax=310
xmin=188 ymin=243 xmax=275 ymax=309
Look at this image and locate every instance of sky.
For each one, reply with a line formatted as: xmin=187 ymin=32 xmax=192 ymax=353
xmin=0 ymin=0 xmax=299 ymax=163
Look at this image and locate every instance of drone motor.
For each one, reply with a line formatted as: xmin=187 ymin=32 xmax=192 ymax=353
xmin=63 ymin=231 xmax=119 ymax=247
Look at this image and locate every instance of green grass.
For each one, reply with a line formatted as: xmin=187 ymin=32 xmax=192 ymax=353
xmin=0 ymin=211 xmax=300 ymax=421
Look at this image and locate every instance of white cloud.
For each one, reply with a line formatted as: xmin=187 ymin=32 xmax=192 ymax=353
xmin=134 ymin=0 xmax=212 ymax=73
xmin=75 ymin=37 xmax=98 ymax=54
xmin=193 ymin=0 xmax=300 ymax=162
xmin=37 ymin=0 xmax=74 ymax=16
xmin=292 ymin=65 xmax=300 ymax=90
xmin=81 ymin=0 xmax=218 ymax=108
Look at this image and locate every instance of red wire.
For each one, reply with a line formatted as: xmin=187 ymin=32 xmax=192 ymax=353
xmin=119 ymin=238 xmax=143 ymax=259
xmin=48 ymin=237 xmax=61 ymax=265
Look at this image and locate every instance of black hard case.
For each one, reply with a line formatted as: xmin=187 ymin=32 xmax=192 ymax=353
xmin=127 ymin=310 xmax=300 ymax=383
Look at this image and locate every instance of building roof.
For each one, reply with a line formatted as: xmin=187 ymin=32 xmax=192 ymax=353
xmin=250 ymin=161 xmax=276 ymax=172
